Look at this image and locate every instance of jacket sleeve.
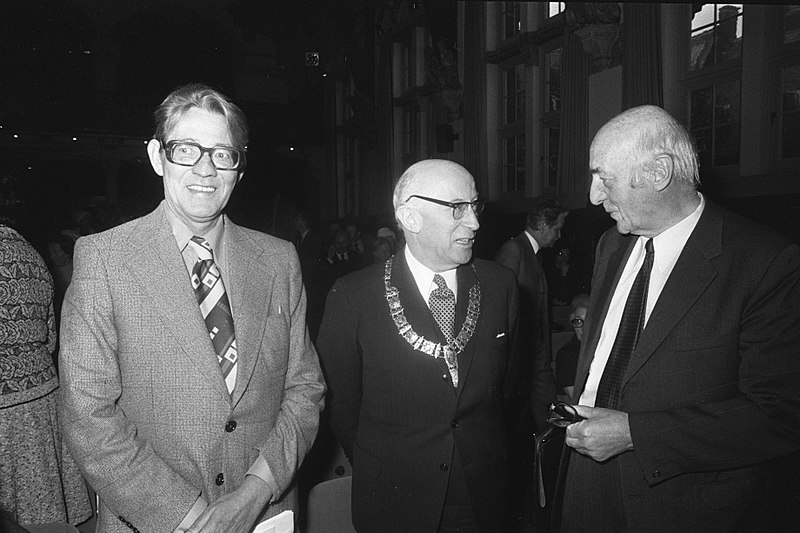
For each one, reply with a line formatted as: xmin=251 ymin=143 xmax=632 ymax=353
xmin=316 ymin=278 xmax=362 ymax=460
xmin=256 ymin=244 xmax=326 ymax=492
xmin=629 ymin=242 xmax=800 ymax=485
xmin=58 ymin=237 xmax=201 ymax=533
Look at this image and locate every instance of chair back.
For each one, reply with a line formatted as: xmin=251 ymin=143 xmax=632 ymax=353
xmin=305 ymin=476 xmax=355 ymax=533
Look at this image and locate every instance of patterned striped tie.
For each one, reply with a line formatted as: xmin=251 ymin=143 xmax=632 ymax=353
xmin=429 ymin=274 xmax=458 ymax=387
xmin=189 ymin=236 xmax=237 ymax=394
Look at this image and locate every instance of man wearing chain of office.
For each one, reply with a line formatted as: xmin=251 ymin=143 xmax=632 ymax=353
xmin=317 ymin=159 xmax=523 ymax=532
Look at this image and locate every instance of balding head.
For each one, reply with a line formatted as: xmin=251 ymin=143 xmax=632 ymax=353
xmin=393 ymin=159 xmax=480 ymax=272
xmin=393 ymin=159 xmax=473 ymax=212
xmin=595 ymin=105 xmax=699 ymax=189
xmin=589 ymin=106 xmax=702 ymax=237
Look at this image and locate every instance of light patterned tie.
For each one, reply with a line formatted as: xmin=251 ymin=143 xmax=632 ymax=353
xmin=429 ymin=274 xmax=458 ymax=387
xmin=189 ymin=236 xmax=238 ymax=393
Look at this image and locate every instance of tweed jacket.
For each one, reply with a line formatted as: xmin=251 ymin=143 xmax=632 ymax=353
xmin=59 ymin=202 xmax=325 ymax=533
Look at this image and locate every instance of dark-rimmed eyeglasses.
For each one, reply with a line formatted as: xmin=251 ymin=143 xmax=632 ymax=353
xmin=406 ymin=195 xmax=485 ymax=220
xmin=160 ymin=139 xmax=246 ymax=171
xmin=570 ymin=318 xmax=584 ymax=328
xmin=546 ymin=402 xmax=585 ymax=427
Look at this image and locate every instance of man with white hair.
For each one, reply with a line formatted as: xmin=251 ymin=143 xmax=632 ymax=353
xmin=557 ymin=105 xmax=800 ymax=531
xmin=317 ymin=159 xmax=520 ymax=532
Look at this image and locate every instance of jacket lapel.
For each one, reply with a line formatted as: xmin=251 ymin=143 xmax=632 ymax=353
xmin=393 ymin=251 xmax=441 ymax=344
xmin=123 ymin=204 xmax=230 ymax=400
xmin=225 ymin=220 xmax=274 ymax=405
xmin=393 ymin=251 xmax=462 ymax=400
xmin=621 ymin=206 xmax=722 ymax=386
xmin=454 ymin=263 xmax=478 ymax=399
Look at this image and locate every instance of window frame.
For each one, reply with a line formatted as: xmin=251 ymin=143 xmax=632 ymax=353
xmin=499 ymin=2 xmax=522 ymax=43
xmin=684 ymin=3 xmax=745 ymax=175
xmin=542 ymin=42 xmax=563 ymax=191
xmin=770 ymin=6 xmax=800 ymax=166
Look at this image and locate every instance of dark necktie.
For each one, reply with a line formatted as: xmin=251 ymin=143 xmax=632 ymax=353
xmin=189 ymin=236 xmax=238 ymax=394
xmin=595 ymin=238 xmax=655 ymax=409
xmin=429 ymin=274 xmax=458 ymax=387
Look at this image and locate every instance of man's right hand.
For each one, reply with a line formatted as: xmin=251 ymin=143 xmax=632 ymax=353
xmin=186 ymin=476 xmax=271 ymax=533
xmin=564 ymin=405 xmax=634 ymax=462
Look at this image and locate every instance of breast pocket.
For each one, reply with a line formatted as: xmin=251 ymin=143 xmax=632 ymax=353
xmin=261 ymin=314 xmax=290 ymax=376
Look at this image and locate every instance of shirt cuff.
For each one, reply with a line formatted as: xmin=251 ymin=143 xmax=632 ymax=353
xmin=174 ymin=494 xmax=207 ymax=533
xmin=246 ymin=455 xmax=280 ymax=503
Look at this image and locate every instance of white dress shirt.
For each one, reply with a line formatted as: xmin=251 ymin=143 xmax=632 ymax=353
xmin=580 ymin=193 xmax=705 ymax=406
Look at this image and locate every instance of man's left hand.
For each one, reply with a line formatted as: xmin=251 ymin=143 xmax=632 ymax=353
xmin=186 ymin=475 xmax=272 ymax=533
xmin=564 ymin=405 xmax=633 ymax=462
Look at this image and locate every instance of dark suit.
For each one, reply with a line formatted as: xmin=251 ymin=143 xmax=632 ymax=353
xmin=317 ymin=251 xmax=519 ymax=532
xmin=561 ymin=201 xmax=800 ymax=532
xmin=494 ymin=232 xmax=557 ymax=431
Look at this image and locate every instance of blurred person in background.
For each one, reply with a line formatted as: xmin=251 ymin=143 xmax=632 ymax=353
xmin=45 ymin=233 xmax=75 ymax=331
xmin=368 ymin=236 xmax=393 ymax=265
xmin=0 ymin=174 xmax=92 ymax=529
xmin=555 ymin=293 xmax=589 ymax=402
xmin=376 ymin=226 xmax=397 ymax=254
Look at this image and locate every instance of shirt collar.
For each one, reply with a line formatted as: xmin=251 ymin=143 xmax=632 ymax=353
xmin=650 ymin=192 xmax=705 ymax=276
xmin=404 ymin=246 xmax=458 ymax=302
xmin=524 ymin=229 xmax=541 ymax=254
xmin=163 ymin=200 xmax=226 ymax=258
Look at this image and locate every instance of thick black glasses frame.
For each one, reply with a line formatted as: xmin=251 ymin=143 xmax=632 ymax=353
xmin=160 ymin=139 xmax=246 ymax=171
xmin=406 ymin=194 xmax=485 ymax=219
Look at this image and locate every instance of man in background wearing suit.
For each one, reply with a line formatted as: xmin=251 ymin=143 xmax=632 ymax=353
xmin=559 ymin=105 xmax=800 ymax=531
xmin=494 ymin=198 xmax=565 ymax=529
xmin=317 ymin=159 xmax=520 ymax=532
xmin=59 ymin=84 xmax=325 ymax=533
xmin=495 ymin=199 xmax=566 ymax=431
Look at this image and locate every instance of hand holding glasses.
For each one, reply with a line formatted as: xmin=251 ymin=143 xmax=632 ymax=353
xmin=546 ymin=401 xmax=585 ymax=427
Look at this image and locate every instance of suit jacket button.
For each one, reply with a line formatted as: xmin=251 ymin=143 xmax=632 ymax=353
xmin=216 ymin=473 xmax=224 ymax=485
xmin=442 ymin=374 xmax=449 ymax=381
xmin=451 ymin=420 xmax=459 ymax=429
xmin=225 ymin=420 xmax=237 ymax=432
xmin=440 ymin=463 xmax=449 ymax=472
xmin=652 ymin=470 xmax=661 ymax=478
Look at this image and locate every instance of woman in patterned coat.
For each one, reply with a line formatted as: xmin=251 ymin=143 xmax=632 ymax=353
xmin=0 ymin=180 xmax=92 ymax=527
